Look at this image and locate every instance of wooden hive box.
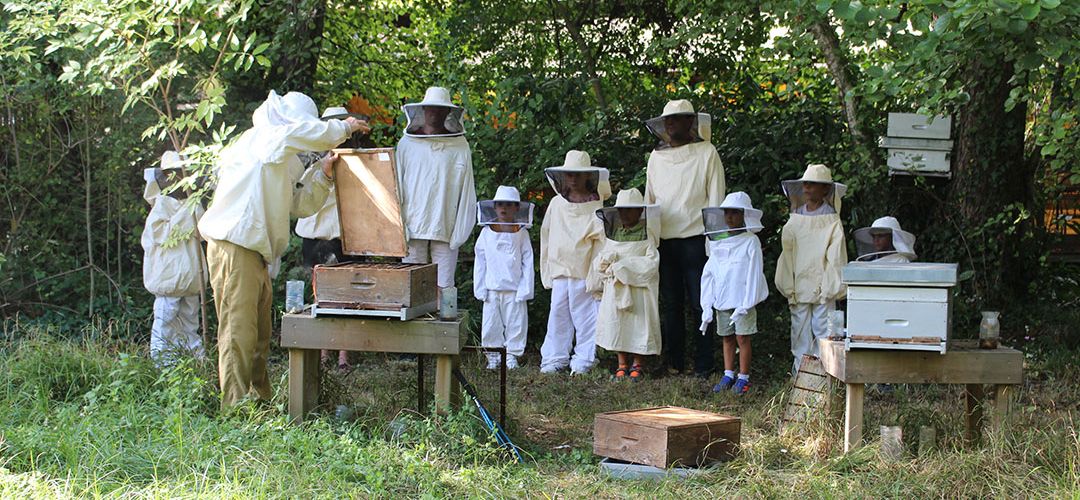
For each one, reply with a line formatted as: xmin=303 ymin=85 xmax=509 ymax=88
xmin=311 ymin=148 xmax=437 ymax=320
xmin=593 ymin=406 xmax=740 ymax=468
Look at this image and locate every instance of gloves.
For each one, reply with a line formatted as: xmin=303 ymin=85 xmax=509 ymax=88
xmin=730 ymin=308 xmax=748 ymax=326
xmin=699 ymin=320 xmax=711 ymax=335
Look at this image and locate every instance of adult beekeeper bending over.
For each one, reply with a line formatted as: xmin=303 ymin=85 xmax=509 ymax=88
xmin=198 ymin=90 xmax=369 ymax=409
xmin=396 ymin=86 xmax=477 ymax=296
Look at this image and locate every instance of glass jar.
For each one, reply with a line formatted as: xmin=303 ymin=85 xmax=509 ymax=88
xmin=979 ymin=311 xmax=1000 ymax=349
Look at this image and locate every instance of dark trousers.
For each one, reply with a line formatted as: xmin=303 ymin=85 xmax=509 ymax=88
xmin=658 ymin=235 xmax=715 ymax=375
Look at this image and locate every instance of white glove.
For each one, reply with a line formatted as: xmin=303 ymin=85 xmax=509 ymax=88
xmin=699 ymin=320 xmax=711 ymax=335
xmin=730 ymin=308 xmax=748 ymax=326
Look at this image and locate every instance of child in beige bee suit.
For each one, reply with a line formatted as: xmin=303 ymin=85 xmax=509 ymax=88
xmin=775 ymin=164 xmax=847 ymax=374
xmin=589 ymin=188 xmax=661 ymax=381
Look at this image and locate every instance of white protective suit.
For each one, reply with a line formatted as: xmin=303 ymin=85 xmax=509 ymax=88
xmin=294 ymin=187 xmax=340 ymax=240
xmin=539 ymin=151 xmax=610 ymax=373
xmin=774 ymin=164 xmax=848 ymax=373
xmin=700 ymin=233 xmax=769 ymax=329
xmin=396 ymin=87 xmax=477 ymax=289
xmin=643 ymin=101 xmax=726 ymax=239
xmin=141 ymin=161 xmax=206 ymax=362
xmin=474 ymin=227 xmax=534 ymax=357
xmin=589 ymin=190 xmax=661 ymax=356
xmin=198 ymin=91 xmax=351 ymax=264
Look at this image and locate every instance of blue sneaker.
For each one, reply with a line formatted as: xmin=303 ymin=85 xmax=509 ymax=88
xmin=732 ymin=378 xmax=751 ymax=396
xmin=713 ymin=375 xmax=735 ymax=393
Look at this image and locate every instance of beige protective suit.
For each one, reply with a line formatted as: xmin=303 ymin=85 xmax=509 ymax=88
xmin=774 ymin=164 xmax=847 ymax=373
xmin=294 ymin=189 xmax=340 ymax=240
xmin=199 ymin=91 xmax=352 ymax=408
xmin=142 ymin=161 xmax=206 ymax=363
xmin=589 ymin=190 xmax=661 ymax=356
xmin=643 ymin=113 xmax=725 ymax=239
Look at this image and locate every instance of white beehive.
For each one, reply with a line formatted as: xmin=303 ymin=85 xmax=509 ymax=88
xmin=842 ymin=262 xmax=958 ymax=354
xmin=880 ymin=113 xmax=953 ymax=178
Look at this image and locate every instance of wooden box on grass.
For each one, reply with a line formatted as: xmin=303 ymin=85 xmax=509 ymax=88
xmin=593 ymin=406 xmax=740 ymax=468
xmin=310 ymin=148 xmax=437 ymax=320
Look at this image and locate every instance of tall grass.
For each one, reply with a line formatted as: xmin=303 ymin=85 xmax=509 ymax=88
xmin=1 ymin=321 xmax=1078 ymax=498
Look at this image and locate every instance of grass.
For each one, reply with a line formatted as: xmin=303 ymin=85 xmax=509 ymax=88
xmin=1 ymin=318 xmax=1079 ymax=499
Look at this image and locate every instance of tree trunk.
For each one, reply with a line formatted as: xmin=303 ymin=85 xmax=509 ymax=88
xmin=806 ymin=16 xmax=866 ymax=146
xmin=272 ymin=0 xmax=328 ymax=95
xmin=948 ymin=57 xmax=1032 ymax=308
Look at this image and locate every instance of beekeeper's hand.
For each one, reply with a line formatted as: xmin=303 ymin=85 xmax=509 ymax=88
xmin=699 ymin=320 xmax=711 ymax=335
xmin=320 ymin=151 xmax=340 ymax=178
xmin=345 ymin=116 xmax=371 ymax=134
xmin=730 ymin=308 xmax=748 ymax=326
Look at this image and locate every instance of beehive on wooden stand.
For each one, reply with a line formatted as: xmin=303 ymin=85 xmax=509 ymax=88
xmin=310 ymin=148 xmax=438 ymax=320
xmin=843 ymin=262 xmax=958 ymax=353
xmin=593 ymin=406 xmax=740 ymax=468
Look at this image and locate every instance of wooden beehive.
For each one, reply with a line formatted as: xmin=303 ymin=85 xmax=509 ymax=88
xmin=311 ymin=148 xmax=438 ymax=320
xmin=593 ymin=406 xmax=740 ymax=468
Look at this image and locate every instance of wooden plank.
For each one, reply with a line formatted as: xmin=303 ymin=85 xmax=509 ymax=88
xmin=594 ymin=417 xmax=668 ymax=468
xmin=288 ymin=348 xmax=320 ymax=423
xmin=817 ymin=339 xmax=1022 ymax=384
xmin=281 ymin=313 xmax=466 ymax=354
xmin=965 ymin=384 xmax=986 ymax=444
xmin=844 ymin=383 xmax=865 ymax=452
xmin=433 ymin=354 xmax=460 ymax=414
xmin=991 ymin=384 xmax=1013 ymax=429
xmin=333 ymin=148 xmax=408 ymax=257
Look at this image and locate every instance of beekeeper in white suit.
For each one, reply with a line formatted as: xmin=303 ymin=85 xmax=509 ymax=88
xmin=588 ymin=188 xmax=661 ymax=381
xmin=774 ymin=163 xmax=848 ymax=373
xmin=854 ymin=216 xmax=916 ymax=263
xmin=396 ymin=87 xmax=477 ymax=294
xmin=198 ymin=90 xmax=368 ymax=409
xmin=473 ymin=185 xmax=535 ymax=370
xmin=142 ymin=151 xmax=205 ymax=364
xmin=643 ymin=99 xmax=726 ymax=378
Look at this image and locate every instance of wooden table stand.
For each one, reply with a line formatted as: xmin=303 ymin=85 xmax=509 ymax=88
xmin=281 ymin=312 xmax=467 ymax=423
xmin=817 ymin=339 xmax=1023 ymax=453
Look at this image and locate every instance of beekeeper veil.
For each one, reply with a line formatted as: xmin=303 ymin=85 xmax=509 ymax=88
xmin=477 ymin=185 xmax=534 ymax=227
xmin=702 ymin=191 xmax=763 ymax=241
xmin=402 ymin=87 xmax=465 ymax=138
xmin=781 ymin=163 xmax=847 ymax=214
xmin=854 ymin=216 xmax=917 ymax=262
xmin=545 ymin=150 xmax=612 ymax=201
xmin=595 ymin=188 xmax=660 ymax=244
xmin=143 ymin=151 xmax=185 ymax=204
xmin=644 ymin=99 xmax=711 ymax=150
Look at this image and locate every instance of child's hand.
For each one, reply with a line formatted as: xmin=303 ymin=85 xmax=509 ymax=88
xmin=699 ymin=320 xmax=710 ymax=334
xmin=320 ymin=151 xmax=340 ymax=179
xmin=730 ymin=308 xmax=748 ymax=325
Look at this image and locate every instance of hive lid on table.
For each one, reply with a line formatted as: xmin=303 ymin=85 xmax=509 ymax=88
xmin=843 ymin=262 xmax=958 ymax=286
xmin=332 ymin=148 xmax=407 ymax=257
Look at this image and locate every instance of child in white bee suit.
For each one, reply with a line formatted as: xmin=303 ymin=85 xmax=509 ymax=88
xmin=853 ymin=216 xmax=916 ymax=263
xmin=589 ymin=188 xmax=661 ymax=381
xmin=775 ymin=164 xmax=848 ymax=373
xmin=699 ymin=192 xmax=768 ymax=395
xmin=474 ymin=186 xmax=535 ymax=370
xmin=540 ymin=150 xmax=611 ymax=374
xmin=142 ymin=151 xmax=206 ymax=364
xmin=396 ymin=87 xmax=477 ymax=300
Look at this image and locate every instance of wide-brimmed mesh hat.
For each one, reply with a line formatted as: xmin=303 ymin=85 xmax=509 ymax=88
xmin=854 ymin=216 xmax=917 ymax=261
xmin=702 ymin=191 xmax=764 ymax=239
xmin=402 ymin=87 xmax=465 ymax=137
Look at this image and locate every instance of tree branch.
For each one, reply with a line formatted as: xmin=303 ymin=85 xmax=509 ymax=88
xmin=806 ymin=16 xmax=866 ymax=145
